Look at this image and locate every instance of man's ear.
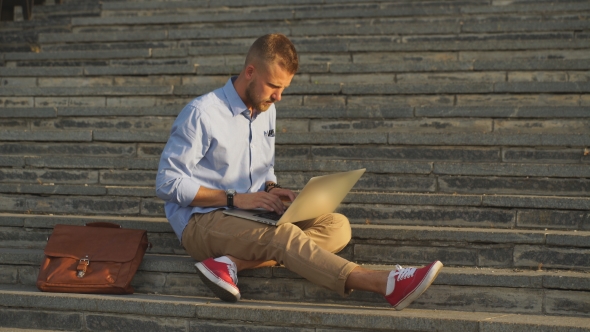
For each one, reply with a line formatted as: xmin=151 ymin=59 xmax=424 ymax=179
xmin=244 ymin=64 xmax=255 ymax=80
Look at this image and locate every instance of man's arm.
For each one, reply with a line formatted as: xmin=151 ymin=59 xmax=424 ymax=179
xmin=191 ymin=186 xmax=288 ymax=213
xmin=155 ymin=105 xmax=209 ymax=207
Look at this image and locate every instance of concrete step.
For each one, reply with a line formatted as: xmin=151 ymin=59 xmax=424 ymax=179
xmin=37 ymin=32 xmax=590 ymax=53
xmin=1 ymin=82 xmax=590 ymax=97
xmin=0 ymin=182 xmax=589 ymax=225
xmin=81 ymin=1 xmax=590 ymax=24
xmin=3 ymin=191 xmax=589 ymax=217
xmin=5 ymin=114 xmax=590 ymax=135
xmin=2 ymin=284 xmax=590 ymax=331
xmin=3 ymin=105 xmax=590 ymax=120
xmin=2 ymin=248 xmax=590 ymax=316
xmin=32 ymin=13 xmax=589 ymax=43
xmin=2 ymin=214 xmax=589 ymax=269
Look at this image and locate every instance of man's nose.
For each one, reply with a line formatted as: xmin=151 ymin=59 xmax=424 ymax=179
xmin=272 ymin=90 xmax=282 ymax=102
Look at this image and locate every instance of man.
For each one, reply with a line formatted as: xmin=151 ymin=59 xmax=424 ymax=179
xmin=156 ymin=33 xmax=442 ymax=310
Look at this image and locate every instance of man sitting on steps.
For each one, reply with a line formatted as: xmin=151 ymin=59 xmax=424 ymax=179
xmin=155 ymin=33 xmax=442 ymax=310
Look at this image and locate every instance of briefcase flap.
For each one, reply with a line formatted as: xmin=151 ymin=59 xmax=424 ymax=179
xmin=44 ymin=224 xmax=146 ymax=263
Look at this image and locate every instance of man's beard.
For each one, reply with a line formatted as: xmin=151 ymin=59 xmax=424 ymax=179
xmin=245 ymin=81 xmax=275 ymax=112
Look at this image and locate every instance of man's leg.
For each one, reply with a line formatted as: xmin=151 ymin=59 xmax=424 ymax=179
xmin=183 ymin=210 xmax=442 ymax=309
xmin=182 ymin=210 xmax=357 ymax=296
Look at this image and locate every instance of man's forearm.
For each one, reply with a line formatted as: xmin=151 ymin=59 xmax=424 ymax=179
xmin=190 ymin=186 xmax=227 ymax=207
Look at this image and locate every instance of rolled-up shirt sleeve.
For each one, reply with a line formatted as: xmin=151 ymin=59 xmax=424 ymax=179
xmin=156 ymin=105 xmax=210 ymax=207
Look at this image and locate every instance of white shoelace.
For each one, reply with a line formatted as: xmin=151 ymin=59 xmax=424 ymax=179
xmin=227 ymin=262 xmax=238 ymax=285
xmin=386 ymin=265 xmax=417 ymax=296
xmin=394 ymin=265 xmax=416 ymax=281
xmin=214 ymin=256 xmax=239 ymax=285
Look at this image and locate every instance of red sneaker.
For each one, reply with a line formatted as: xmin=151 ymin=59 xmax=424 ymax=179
xmin=195 ymin=257 xmax=240 ymax=302
xmin=385 ymin=261 xmax=443 ymax=310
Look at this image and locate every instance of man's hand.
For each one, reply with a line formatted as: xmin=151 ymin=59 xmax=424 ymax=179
xmin=267 ymin=187 xmax=297 ymax=203
xmin=233 ymin=191 xmax=288 ymax=214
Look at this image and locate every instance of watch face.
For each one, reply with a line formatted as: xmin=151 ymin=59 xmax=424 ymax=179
xmin=226 ymin=189 xmax=236 ymax=195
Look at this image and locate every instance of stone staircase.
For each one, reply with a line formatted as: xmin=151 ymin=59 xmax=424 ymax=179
xmin=1 ymin=0 xmax=590 ymax=330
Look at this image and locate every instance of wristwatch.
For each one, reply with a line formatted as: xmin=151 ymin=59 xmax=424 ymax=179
xmin=225 ymin=189 xmax=236 ymax=208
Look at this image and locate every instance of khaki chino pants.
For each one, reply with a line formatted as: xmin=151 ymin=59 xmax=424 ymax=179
xmin=181 ymin=209 xmax=359 ymax=296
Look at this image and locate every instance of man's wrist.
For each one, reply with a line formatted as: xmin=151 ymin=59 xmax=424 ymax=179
xmin=225 ymin=189 xmax=236 ymax=208
xmin=265 ymin=182 xmax=282 ymax=193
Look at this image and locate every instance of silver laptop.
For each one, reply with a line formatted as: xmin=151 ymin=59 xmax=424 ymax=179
xmin=223 ymin=168 xmax=366 ymax=226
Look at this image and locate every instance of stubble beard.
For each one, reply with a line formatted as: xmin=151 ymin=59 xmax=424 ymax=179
xmin=246 ymin=80 xmax=275 ymax=112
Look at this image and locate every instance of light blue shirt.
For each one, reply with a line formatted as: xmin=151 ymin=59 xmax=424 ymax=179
xmin=156 ymin=77 xmax=277 ymax=241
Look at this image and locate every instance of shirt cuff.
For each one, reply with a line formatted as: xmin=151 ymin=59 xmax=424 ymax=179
xmin=176 ymin=177 xmax=201 ymax=207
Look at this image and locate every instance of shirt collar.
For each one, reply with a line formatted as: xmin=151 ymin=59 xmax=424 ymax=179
xmin=223 ymin=77 xmax=250 ymax=117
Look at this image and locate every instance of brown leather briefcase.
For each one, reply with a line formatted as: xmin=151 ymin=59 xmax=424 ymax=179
xmin=37 ymin=222 xmax=150 ymax=294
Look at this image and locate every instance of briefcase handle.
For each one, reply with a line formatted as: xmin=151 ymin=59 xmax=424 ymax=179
xmin=85 ymin=222 xmax=121 ymax=228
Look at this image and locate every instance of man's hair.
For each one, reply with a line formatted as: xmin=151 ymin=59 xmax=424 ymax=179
xmin=245 ymin=34 xmax=299 ymax=74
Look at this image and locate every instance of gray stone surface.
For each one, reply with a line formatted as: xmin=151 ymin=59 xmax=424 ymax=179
xmin=278 ymin=132 xmax=387 ymax=144
xmin=0 ymin=157 xmax=24 ymax=167
xmin=312 ymin=146 xmax=501 ymax=162
xmin=544 ymin=290 xmax=590 ymax=318
xmin=543 ymin=273 xmax=590 ymax=291
xmin=440 ymin=176 xmax=590 ymax=197
xmin=345 ymin=192 xmax=482 ymax=206
xmin=388 ymin=133 xmax=590 ymax=147
xmin=0 ymin=184 xmax=106 ymax=196
xmin=85 ymin=65 xmax=195 ymax=76
xmin=517 ymin=210 xmax=590 ymax=230
xmin=93 ymin=130 xmax=170 ymax=143
xmin=140 ymin=198 xmax=165 ymax=217
xmin=416 ymin=106 xmax=590 ymax=118
xmin=190 ymin=322 xmax=313 ymax=332
xmin=275 ymin=159 xmax=432 ymax=174
xmin=278 ymin=171 xmax=436 ymax=192
xmin=0 ymin=309 xmax=82 ymax=331
xmin=0 ymin=142 xmax=136 ymax=157
xmin=514 ymin=245 xmax=590 ymax=269
xmin=434 ymin=162 xmax=590 ymax=178
xmin=354 ymin=244 xmax=478 ymax=266
xmin=0 ymin=108 xmax=56 ymax=118
xmin=351 ymin=225 xmax=545 ymax=244
xmin=495 ymin=82 xmax=590 ymax=93
xmin=0 ymin=130 xmax=92 ymax=142
xmin=342 ymin=82 xmax=493 ymax=95
xmin=412 ymin=285 xmax=543 ymax=314
xmin=4 ymin=49 xmax=150 ymax=61
xmin=0 ymin=248 xmax=43 ymax=265
xmin=0 ymin=214 xmax=24 ymax=227
xmin=0 ymin=168 xmax=98 ymax=184
xmin=0 ymin=67 xmax=83 ymax=77
xmin=278 ymin=106 xmax=414 ymax=119
xmin=24 ymin=196 xmax=140 ymax=215
xmin=57 ymin=106 xmax=181 ymax=117
xmin=503 ymin=148 xmax=584 ymax=164
xmin=39 ymin=30 xmax=168 ymax=43
xmin=172 ymin=84 xmax=222 ymax=96
xmin=107 ymin=186 xmax=156 ymax=197
xmin=0 ymin=86 xmax=172 ymax=97
xmin=475 ymin=59 xmax=590 ymax=71
xmin=546 ymin=233 xmax=590 ymax=248
xmin=25 ymin=156 xmax=158 ymax=170
xmin=100 ymin=170 xmax=157 ymax=186
xmin=85 ymin=314 xmax=186 ymax=332
xmin=21 ymin=214 xmax=170 ymax=232
xmin=329 ymin=61 xmax=472 ymax=73
xmin=480 ymin=313 xmax=590 ymax=332
xmin=483 ymin=195 xmax=590 ymax=210
xmin=339 ymin=204 xmax=515 ymax=228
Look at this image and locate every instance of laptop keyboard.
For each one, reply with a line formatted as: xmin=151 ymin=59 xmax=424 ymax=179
xmin=254 ymin=212 xmax=282 ymax=221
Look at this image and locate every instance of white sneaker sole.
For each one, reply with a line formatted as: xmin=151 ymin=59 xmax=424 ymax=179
xmin=394 ymin=261 xmax=443 ymax=310
xmin=195 ymin=262 xmax=241 ymax=302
